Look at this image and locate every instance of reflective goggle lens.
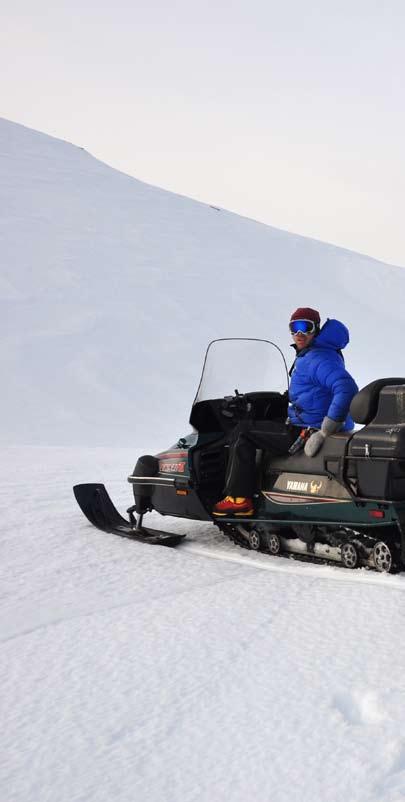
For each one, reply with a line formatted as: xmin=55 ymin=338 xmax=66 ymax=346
xmin=289 ymin=319 xmax=316 ymax=335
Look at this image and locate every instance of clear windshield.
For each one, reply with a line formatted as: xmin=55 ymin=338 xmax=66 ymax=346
xmin=193 ymin=338 xmax=289 ymax=404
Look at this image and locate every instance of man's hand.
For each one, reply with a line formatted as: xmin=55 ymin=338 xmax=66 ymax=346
xmin=304 ymin=417 xmax=341 ymax=457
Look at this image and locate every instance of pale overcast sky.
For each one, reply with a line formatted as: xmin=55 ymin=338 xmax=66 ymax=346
xmin=2 ymin=0 xmax=405 ymax=265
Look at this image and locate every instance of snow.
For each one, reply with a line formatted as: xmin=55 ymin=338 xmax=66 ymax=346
xmin=3 ymin=117 xmax=405 ymax=801
xmin=3 ymin=447 xmax=405 ymax=802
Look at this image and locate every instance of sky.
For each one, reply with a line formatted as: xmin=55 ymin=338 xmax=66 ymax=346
xmin=2 ymin=0 xmax=405 ymax=266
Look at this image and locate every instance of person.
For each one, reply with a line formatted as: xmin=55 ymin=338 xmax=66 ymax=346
xmin=213 ymin=307 xmax=358 ymax=517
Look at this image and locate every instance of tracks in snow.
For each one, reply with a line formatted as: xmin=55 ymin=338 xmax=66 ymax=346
xmin=179 ymin=535 xmax=405 ymax=592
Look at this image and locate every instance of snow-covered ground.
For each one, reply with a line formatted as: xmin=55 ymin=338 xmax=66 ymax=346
xmin=3 ymin=447 xmax=405 ymax=802
xmin=3 ymin=118 xmax=405 ymax=801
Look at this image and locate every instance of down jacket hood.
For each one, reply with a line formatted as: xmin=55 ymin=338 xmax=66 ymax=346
xmin=313 ymin=319 xmax=349 ymax=351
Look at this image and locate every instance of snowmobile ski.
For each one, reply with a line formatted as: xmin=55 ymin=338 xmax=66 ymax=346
xmin=73 ymin=483 xmax=185 ymax=547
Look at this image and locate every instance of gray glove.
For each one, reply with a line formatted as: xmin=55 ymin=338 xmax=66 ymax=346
xmin=304 ymin=417 xmax=342 ymax=457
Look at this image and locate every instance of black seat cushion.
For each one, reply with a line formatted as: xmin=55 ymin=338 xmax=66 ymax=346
xmin=266 ymin=432 xmax=351 ymax=477
xmin=350 ymin=378 xmax=405 ymax=425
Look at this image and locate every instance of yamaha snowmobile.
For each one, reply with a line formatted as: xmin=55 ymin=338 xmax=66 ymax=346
xmin=74 ymin=338 xmax=405 ymax=573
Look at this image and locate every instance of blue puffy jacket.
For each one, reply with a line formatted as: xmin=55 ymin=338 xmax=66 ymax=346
xmin=288 ymin=319 xmax=358 ymax=431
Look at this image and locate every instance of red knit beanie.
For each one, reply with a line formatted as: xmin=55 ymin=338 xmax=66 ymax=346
xmin=290 ymin=307 xmax=321 ymax=325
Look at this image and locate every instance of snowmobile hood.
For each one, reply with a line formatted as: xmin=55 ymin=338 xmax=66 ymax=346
xmin=313 ymin=319 xmax=350 ymax=351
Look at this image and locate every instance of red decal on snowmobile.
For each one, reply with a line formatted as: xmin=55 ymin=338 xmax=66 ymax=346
xmin=159 ymin=461 xmax=186 ymax=474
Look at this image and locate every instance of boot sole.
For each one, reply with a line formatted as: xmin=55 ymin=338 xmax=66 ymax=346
xmin=213 ymin=509 xmax=254 ymax=517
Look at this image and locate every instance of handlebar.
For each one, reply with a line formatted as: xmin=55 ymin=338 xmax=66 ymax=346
xmin=221 ymin=390 xmax=253 ymax=420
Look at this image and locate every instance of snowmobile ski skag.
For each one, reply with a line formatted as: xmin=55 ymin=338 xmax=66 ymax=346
xmin=74 ymin=338 xmax=405 ymax=573
xmin=73 ymin=483 xmax=185 ymax=546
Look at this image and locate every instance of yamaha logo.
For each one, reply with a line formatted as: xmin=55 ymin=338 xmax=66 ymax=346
xmin=284 ymin=478 xmax=323 ymax=494
xmin=287 ymin=480 xmax=308 ymax=492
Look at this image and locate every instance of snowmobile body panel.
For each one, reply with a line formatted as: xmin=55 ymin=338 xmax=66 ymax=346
xmin=129 ymin=437 xmax=399 ymax=528
xmin=129 ymin=435 xmax=218 ymax=521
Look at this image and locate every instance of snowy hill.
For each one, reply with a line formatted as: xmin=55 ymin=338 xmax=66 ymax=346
xmin=2 ymin=117 xmax=404 ymax=447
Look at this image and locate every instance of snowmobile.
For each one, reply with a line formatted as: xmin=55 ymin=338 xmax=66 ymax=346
xmin=74 ymin=338 xmax=405 ymax=573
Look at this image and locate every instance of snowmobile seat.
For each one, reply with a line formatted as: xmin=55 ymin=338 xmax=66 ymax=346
xmin=348 ymin=381 xmax=405 ymax=499
xmin=267 ymin=379 xmax=405 ymax=490
xmin=350 ymin=378 xmax=405 ymax=424
xmin=265 ymin=432 xmax=352 ymax=483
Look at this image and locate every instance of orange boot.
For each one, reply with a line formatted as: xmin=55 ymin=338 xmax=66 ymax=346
xmin=213 ymin=496 xmax=254 ymax=517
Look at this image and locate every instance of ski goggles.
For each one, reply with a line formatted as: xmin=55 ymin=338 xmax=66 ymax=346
xmin=289 ymin=319 xmax=317 ymax=335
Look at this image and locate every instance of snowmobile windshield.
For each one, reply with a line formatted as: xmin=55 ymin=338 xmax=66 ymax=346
xmin=192 ymin=338 xmax=289 ymax=405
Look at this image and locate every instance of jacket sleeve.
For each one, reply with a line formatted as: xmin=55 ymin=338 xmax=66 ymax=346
xmin=313 ymin=356 xmax=358 ymax=422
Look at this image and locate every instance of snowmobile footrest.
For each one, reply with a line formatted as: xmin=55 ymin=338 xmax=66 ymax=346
xmin=73 ymin=483 xmax=185 ymax=547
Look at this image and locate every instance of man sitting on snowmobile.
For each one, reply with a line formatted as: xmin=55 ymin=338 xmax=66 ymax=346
xmin=213 ymin=307 xmax=358 ymax=517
